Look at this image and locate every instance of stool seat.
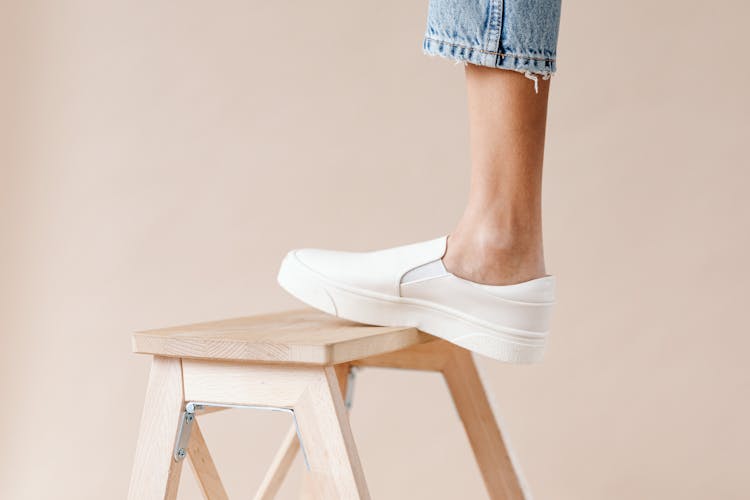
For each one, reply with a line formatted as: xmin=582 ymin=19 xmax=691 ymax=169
xmin=133 ymin=308 xmax=432 ymax=364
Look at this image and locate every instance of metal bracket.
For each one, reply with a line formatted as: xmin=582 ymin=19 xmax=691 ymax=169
xmin=172 ymin=401 xmax=310 ymax=469
xmin=345 ymin=366 xmax=358 ymax=409
xmin=172 ymin=368 xmax=360 ymax=466
xmin=173 ymin=404 xmax=199 ymax=461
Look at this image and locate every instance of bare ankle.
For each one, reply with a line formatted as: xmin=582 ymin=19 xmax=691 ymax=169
xmin=442 ymin=230 xmax=546 ymax=285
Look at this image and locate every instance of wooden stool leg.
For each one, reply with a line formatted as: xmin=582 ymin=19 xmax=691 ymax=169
xmin=254 ymin=425 xmax=300 ymax=500
xmin=298 ymin=364 xmax=352 ymax=499
xmin=128 ymin=356 xmax=186 ymax=500
xmin=442 ymin=348 xmax=526 ymax=500
xmin=187 ymin=419 xmax=229 ymax=500
xmin=253 ymin=364 xmax=354 ymax=499
xmin=294 ymin=365 xmax=368 ymax=500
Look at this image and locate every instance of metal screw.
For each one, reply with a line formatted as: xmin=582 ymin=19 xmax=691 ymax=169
xmin=177 ymin=448 xmax=186 ymax=459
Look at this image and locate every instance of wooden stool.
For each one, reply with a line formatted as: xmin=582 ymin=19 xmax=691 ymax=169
xmin=128 ymin=308 xmax=525 ymax=500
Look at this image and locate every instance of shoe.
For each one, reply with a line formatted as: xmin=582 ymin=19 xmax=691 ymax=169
xmin=277 ymin=235 xmax=556 ymax=363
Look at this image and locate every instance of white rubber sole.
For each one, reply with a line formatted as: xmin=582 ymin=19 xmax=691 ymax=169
xmin=277 ymin=251 xmax=548 ymax=363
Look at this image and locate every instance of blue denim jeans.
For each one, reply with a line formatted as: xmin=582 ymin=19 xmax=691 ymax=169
xmin=423 ymin=0 xmax=562 ymax=84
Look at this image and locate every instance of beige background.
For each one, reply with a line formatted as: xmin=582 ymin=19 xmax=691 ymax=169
xmin=2 ymin=0 xmax=749 ymax=499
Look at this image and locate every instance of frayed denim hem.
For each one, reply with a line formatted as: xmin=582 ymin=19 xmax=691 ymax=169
xmin=422 ymin=36 xmax=556 ymax=92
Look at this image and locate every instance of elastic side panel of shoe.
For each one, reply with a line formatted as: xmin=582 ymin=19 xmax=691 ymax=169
xmin=400 ymin=258 xmax=449 ymax=285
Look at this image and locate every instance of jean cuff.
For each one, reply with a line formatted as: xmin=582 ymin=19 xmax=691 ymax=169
xmin=422 ymin=36 xmax=556 ymax=77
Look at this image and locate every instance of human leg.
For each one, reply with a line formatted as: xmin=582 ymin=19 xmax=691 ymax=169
xmin=424 ymin=0 xmax=562 ymax=286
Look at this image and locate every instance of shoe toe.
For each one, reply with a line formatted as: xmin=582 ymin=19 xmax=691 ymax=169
xmin=291 ymin=247 xmax=390 ymax=294
xmin=291 ymin=248 xmax=362 ymax=285
xmin=293 ymin=248 xmax=338 ymax=274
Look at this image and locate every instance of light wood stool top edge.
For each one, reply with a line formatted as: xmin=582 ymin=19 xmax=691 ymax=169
xmin=131 ymin=307 xmax=435 ymax=365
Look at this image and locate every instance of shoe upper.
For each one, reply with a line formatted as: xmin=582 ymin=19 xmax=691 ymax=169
xmin=289 ymin=235 xmax=556 ymax=334
xmin=291 ymin=236 xmax=449 ymax=297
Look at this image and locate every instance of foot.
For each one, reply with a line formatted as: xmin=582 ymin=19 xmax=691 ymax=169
xmin=277 ymin=235 xmax=556 ymax=363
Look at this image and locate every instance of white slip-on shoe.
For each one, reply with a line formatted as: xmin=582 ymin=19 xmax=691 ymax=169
xmin=277 ymin=235 xmax=556 ymax=363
